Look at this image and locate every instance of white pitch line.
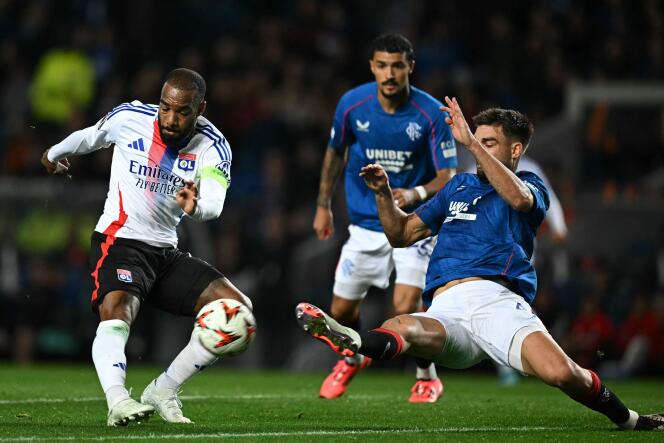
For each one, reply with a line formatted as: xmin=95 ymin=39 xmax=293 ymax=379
xmin=0 ymin=393 xmax=394 ymax=405
xmin=0 ymin=427 xmax=570 ymax=442
xmin=0 ymin=394 xmax=287 ymax=405
xmin=0 ymin=397 xmax=102 ymax=405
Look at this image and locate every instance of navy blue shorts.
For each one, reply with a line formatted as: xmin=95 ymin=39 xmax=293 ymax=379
xmin=88 ymin=231 xmax=224 ymax=316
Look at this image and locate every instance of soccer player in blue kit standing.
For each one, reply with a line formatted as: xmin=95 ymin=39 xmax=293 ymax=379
xmin=298 ymin=97 xmax=663 ymax=431
xmin=312 ymin=34 xmax=457 ymax=402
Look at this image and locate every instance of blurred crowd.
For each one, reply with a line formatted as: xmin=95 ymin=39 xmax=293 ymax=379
xmin=0 ymin=0 xmax=662 ymax=375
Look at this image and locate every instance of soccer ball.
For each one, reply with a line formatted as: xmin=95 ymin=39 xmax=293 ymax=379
xmin=193 ymin=298 xmax=256 ymax=357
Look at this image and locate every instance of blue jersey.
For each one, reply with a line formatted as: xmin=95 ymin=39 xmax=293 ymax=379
xmin=329 ymin=82 xmax=457 ymax=232
xmin=415 ymin=172 xmax=550 ymax=305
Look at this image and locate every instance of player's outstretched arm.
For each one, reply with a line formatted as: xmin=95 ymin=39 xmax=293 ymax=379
xmin=360 ymin=164 xmax=432 ymax=247
xmin=41 ymin=148 xmax=70 ymax=175
xmin=313 ymin=147 xmax=346 ymax=240
xmin=440 ymin=96 xmax=534 ymax=212
xmin=43 ymin=118 xmax=115 ymax=176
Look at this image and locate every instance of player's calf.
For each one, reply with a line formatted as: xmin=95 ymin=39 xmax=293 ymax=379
xmin=563 ymin=368 xmax=663 ymax=431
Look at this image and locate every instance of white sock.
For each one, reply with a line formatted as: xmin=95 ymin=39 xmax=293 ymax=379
xmin=345 ymin=354 xmax=362 ymax=366
xmin=155 ymin=332 xmax=218 ymax=391
xmin=416 ymin=363 xmax=437 ymax=380
xmin=92 ymin=320 xmax=130 ymax=408
xmin=619 ymin=409 xmax=640 ymax=430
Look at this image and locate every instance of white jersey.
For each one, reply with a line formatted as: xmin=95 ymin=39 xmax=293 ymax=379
xmin=47 ymin=100 xmax=231 ymax=247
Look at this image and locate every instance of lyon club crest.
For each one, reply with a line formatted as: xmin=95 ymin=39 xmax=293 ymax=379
xmin=177 ymin=153 xmax=197 ymax=171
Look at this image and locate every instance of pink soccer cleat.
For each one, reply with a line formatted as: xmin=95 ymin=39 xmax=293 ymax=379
xmin=408 ymin=378 xmax=444 ymax=403
xmin=295 ymin=303 xmax=361 ymax=357
xmin=319 ymin=357 xmax=372 ymax=399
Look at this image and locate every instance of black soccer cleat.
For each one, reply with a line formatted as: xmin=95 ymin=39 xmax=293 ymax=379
xmin=634 ymin=413 xmax=664 ymax=431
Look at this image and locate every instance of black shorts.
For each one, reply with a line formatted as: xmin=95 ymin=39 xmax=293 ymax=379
xmin=88 ymin=232 xmax=224 ymax=316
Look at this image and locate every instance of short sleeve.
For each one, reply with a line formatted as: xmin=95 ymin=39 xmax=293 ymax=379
xmin=414 ymin=182 xmax=451 ymax=233
xmin=328 ymin=93 xmax=356 ymax=150
xmin=520 ymin=172 xmax=550 ymax=227
xmin=430 ymin=109 xmax=458 ymax=170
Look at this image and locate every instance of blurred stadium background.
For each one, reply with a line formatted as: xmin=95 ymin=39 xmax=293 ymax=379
xmin=0 ymin=0 xmax=662 ymax=380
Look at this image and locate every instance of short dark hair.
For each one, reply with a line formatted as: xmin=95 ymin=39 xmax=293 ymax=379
xmin=164 ymin=68 xmax=206 ymax=104
xmin=369 ymin=33 xmax=415 ymax=62
xmin=472 ymin=108 xmax=534 ymax=150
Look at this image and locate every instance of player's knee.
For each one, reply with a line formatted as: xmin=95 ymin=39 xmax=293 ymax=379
xmin=197 ymin=278 xmax=252 ymax=312
xmin=330 ymin=307 xmax=357 ymax=325
xmin=544 ymin=360 xmax=582 ymax=389
xmin=381 ymin=314 xmax=418 ymax=340
xmin=98 ymin=291 xmax=139 ymax=323
xmin=330 ymin=298 xmax=360 ymax=325
xmin=392 ymin=298 xmax=420 ymax=316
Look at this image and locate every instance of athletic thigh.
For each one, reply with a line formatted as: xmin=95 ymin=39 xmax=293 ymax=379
xmin=392 ymin=235 xmax=436 ymax=288
xmin=411 ymin=280 xmax=548 ymax=370
xmin=464 ymin=281 xmax=548 ymax=372
xmin=88 ymin=232 xmax=158 ymax=312
xmin=333 ymin=225 xmax=393 ymax=301
xmin=151 ymin=250 xmax=224 ymax=316
xmin=412 ymin=293 xmax=487 ymax=369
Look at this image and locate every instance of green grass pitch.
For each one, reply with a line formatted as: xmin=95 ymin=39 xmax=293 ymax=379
xmin=0 ymin=364 xmax=661 ymax=442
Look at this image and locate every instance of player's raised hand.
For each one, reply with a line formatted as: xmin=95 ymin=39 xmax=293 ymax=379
xmin=360 ymin=164 xmax=389 ymax=193
xmin=177 ymin=180 xmax=198 ymax=215
xmin=440 ymin=96 xmax=474 ymax=147
xmin=41 ymin=149 xmax=70 ymax=175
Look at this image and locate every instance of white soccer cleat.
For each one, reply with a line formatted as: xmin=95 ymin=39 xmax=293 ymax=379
xmin=106 ymin=397 xmax=155 ymax=427
xmin=141 ymin=380 xmax=192 ymax=424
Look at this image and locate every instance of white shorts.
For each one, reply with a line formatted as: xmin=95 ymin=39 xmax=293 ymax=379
xmin=333 ymin=225 xmax=436 ymax=301
xmin=412 ymin=280 xmax=548 ymax=373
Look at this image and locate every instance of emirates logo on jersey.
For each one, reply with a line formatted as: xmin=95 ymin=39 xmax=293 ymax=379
xmin=177 ymin=153 xmax=197 ymax=171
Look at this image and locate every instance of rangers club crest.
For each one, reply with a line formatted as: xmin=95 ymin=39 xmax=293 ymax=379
xmin=177 ymin=153 xmax=197 ymax=171
xmin=406 ymin=122 xmax=422 ymax=141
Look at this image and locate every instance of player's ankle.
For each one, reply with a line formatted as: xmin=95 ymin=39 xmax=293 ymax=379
xmin=618 ymin=410 xmax=639 ymax=430
xmin=344 ymin=355 xmax=362 ymax=366
xmin=105 ymin=385 xmax=131 ymax=409
xmin=415 ymin=359 xmax=437 ymax=380
xmin=357 ymin=328 xmax=404 ymax=360
xmin=154 ymin=373 xmax=179 ymax=391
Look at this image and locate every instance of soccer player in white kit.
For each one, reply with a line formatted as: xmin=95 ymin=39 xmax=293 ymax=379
xmin=41 ymin=68 xmax=254 ymax=426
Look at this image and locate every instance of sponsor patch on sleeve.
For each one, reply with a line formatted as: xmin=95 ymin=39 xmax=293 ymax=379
xmin=442 ymin=147 xmax=457 ymax=158
xmin=116 ymin=269 xmax=133 ymax=283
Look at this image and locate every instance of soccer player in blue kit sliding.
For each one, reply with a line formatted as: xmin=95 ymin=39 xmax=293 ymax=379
xmin=298 ymin=97 xmax=663 ymax=431
xmin=41 ymin=68 xmax=254 ymax=426
xmin=312 ymin=34 xmax=457 ymax=402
